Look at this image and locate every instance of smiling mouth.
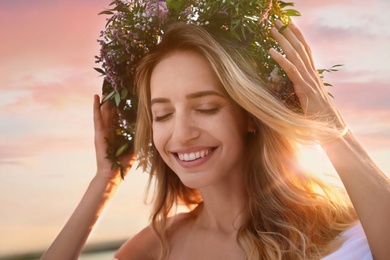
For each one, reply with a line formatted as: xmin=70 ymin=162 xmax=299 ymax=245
xmin=176 ymin=148 xmax=214 ymax=162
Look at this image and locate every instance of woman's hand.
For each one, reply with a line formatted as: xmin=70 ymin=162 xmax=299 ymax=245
xmin=42 ymin=95 xmax=133 ymax=259
xmin=93 ymin=95 xmax=133 ymax=184
xmin=269 ymin=22 xmax=390 ymax=259
xmin=269 ymin=20 xmax=345 ymax=130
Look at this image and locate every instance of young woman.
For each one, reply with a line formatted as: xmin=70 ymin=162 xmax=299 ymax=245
xmin=42 ymin=21 xmax=390 ymax=260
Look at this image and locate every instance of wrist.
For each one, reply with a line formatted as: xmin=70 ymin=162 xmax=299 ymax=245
xmin=91 ymin=173 xmax=122 ymax=193
xmin=319 ymin=127 xmax=350 ymax=147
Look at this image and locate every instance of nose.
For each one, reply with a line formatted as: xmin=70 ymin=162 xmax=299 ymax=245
xmin=171 ymin=112 xmax=200 ymax=144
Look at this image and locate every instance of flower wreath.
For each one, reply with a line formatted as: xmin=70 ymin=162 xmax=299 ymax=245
xmin=95 ymin=0 xmax=310 ymax=177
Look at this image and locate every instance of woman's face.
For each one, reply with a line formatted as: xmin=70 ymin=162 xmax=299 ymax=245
xmin=150 ymin=51 xmax=252 ymax=189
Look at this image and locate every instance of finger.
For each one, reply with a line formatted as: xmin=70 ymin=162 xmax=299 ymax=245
xmin=93 ymin=94 xmax=104 ymax=133
xmin=272 ymin=22 xmax=324 ymax=94
xmin=269 ymin=48 xmax=315 ymax=109
xmin=288 ymin=22 xmax=316 ymax=71
xmin=271 ymin=27 xmax=318 ymax=89
xmin=269 ymin=48 xmax=302 ymax=86
xmin=274 ymin=20 xmax=315 ymax=75
xmin=100 ymin=96 xmax=110 ymax=125
xmin=271 ymin=27 xmax=306 ymax=72
xmin=100 ymin=96 xmax=119 ymax=134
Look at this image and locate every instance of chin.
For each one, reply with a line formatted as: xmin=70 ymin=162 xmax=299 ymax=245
xmin=175 ymin=172 xmax=215 ymax=190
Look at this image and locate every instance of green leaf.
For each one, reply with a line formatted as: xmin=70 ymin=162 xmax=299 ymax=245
xmin=120 ymin=165 xmax=126 ymax=180
xmin=120 ymin=88 xmax=128 ymax=99
xmin=241 ymin=25 xmax=247 ymax=40
xmin=101 ymin=90 xmax=116 ymax=104
xmin=329 ymin=64 xmax=343 ymax=71
xmin=278 ymin=24 xmax=289 ymax=32
xmin=94 ymin=67 xmax=106 ymax=75
xmin=102 ymin=79 xmax=111 ymax=93
xmin=246 ymin=24 xmax=255 ymax=33
xmin=98 ymin=10 xmax=114 ymax=15
xmin=279 ymin=2 xmax=295 ymax=8
xmin=230 ymin=27 xmax=241 ymax=41
xmin=284 ymin=9 xmax=301 ymax=17
xmin=114 ymin=92 xmax=121 ymax=106
xmin=115 ymin=143 xmax=129 ymax=157
xmin=111 ymin=161 xmax=119 ymax=170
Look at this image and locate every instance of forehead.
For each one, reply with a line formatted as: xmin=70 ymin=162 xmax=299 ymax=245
xmin=150 ymin=51 xmax=224 ymax=99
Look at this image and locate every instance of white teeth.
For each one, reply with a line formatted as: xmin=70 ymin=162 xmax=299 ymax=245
xmin=177 ymin=149 xmax=211 ymax=162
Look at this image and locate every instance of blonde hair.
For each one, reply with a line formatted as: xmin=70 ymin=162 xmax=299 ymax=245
xmin=134 ymin=23 xmax=356 ymax=259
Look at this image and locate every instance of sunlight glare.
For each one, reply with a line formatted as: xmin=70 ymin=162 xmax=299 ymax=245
xmin=296 ymin=144 xmax=344 ymax=187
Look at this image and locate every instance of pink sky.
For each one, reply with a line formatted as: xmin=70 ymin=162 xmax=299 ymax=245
xmin=1 ymin=0 xmax=389 ymax=257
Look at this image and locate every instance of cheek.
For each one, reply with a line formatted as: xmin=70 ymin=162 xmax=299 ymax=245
xmin=152 ymin=125 xmax=168 ymax=155
xmin=223 ymin=110 xmax=250 ymax=137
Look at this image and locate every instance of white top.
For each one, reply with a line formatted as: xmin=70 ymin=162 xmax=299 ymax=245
xmin=112 ymin=222 xmax=372 ymax=260
xmin=322 ymin=222 xmax=372 ymax=260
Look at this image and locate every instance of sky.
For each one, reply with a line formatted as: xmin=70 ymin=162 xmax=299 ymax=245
xmin=0 ymin=0 xmax=389 ymax=257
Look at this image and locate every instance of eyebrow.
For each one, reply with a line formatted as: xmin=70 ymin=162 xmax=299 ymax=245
xmin=151 ymin=90 xmax=225 ymax=106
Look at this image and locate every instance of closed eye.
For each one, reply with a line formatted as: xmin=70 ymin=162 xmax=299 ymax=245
xmin=196 ymin=108 xmax=219 ymax=114
xmin=153 ymin=113 xmax=173 ymax=122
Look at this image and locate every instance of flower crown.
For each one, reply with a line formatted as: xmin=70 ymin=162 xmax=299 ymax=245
xmin=95 ymin=0 xmax=302 ymax=177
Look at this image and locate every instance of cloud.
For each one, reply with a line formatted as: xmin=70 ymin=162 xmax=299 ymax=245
xmin=1 ymin=70 xmax=100 ymax=111
xmin=0 ymin=71 xmax=98 ymax=166
xmin=0 ymin=0 xmax=389 ymax=256
xmin=0 ymin=0 xmax=108 ymax=77
xmin=294 ymin=0 xmax=390 ymax=21
xmin=0 ymin=0 xmax=111 ymax=170
xmin=295 ymin=22 xmax=390 ymax=72
xmin=293 ymin=0 xmax=390 ymax=71
xmin=0 ymin=131 xmax=94 ymax=167
xmin=327 ymin=75 xmax=390 ymax=109
xmin=291 ymin=0 xmax=390 ymax=151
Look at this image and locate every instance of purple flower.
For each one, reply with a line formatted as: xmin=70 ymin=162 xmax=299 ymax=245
xmin=145 ymin=0 xmax=168 ymax=21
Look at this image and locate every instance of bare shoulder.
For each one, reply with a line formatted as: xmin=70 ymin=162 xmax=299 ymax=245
xmin=114 ymin=210 xmax=198 ymax=260
xmin=114 ymin=225 xmax=161 ymax=260
xmin=166 ymin=211 xmax=197 ymax=234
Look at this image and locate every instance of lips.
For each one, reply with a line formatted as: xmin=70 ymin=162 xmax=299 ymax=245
xmin=177 ymin=148 xmax=211 ymax=162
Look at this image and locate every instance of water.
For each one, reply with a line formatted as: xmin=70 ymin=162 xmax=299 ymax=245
xmin=0 ymin=250 xmax=117 ymax=260
xmin=80 ymin=250 xmax=116 ymax=260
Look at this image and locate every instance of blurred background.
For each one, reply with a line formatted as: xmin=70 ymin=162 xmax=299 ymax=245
xmin=1 ymin=0 xmax=389 ymax=259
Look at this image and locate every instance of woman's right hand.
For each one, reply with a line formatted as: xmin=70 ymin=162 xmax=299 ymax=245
xmin=41 ymin=95 xmax=133 ymax=259
xmin=93 ymin=94 xmax=133 ymax=184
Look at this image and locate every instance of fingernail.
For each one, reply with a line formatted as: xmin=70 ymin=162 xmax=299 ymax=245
xmin=275 ymin=20 xmax=284 ymax=27
xmin=269 ymin=48 xmax=277 ymax=55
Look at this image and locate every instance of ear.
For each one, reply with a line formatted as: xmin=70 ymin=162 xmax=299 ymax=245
xmin=247 ymin=114 xmax=257 ymax=134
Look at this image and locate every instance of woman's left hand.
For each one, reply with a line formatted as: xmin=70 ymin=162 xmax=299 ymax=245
xmin=269 ymin=20 xmax=345 ymax=130
xmin=269 ymin=21 xmax=390 ymax=259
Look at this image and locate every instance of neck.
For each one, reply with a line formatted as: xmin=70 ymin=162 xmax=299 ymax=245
xmin=195 ymin=177 xmax=246 ymax=234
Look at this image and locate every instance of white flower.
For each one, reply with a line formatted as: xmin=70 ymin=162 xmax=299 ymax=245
xmin=268 ymin=67 xmax=282 ymax=83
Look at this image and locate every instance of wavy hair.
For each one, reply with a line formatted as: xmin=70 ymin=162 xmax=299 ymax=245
xmin=134 ymin=23 xmax=356 ymax=259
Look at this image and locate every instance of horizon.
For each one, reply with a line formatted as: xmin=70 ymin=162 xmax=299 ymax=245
xmin=1 ymin=0 xmax=389 ymax=257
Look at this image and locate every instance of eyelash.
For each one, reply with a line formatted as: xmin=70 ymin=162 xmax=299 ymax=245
xmin=196 ymin=108 xmax=219 ymax=114
xmin=154 ymin=113 xmax=173 ymax=122
xmin=153 ymin=108 xmax=220 ymax=122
